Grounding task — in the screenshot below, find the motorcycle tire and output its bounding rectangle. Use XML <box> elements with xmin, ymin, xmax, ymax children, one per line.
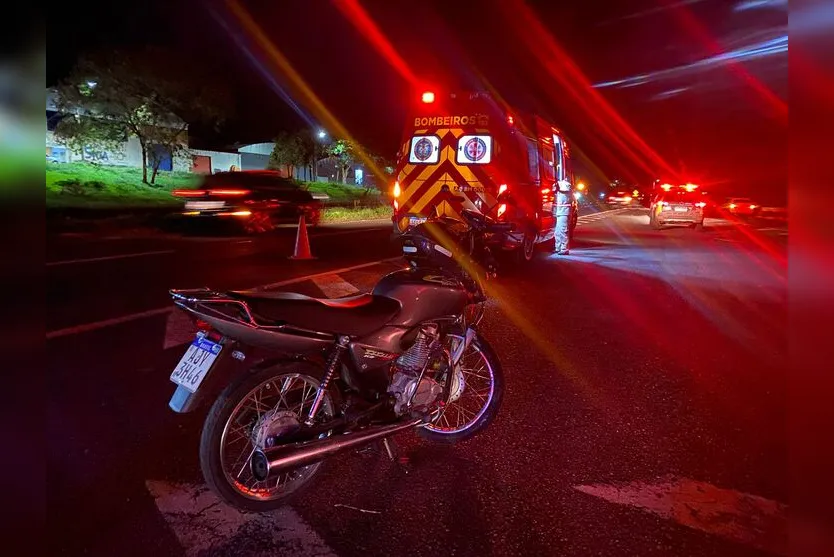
<box><xmin>199</xmin><ymin>361</ymin><xmax>333</xmax><ymax>512</ymax></box>
<box><xmin>419</xmin><ymin>334</ymin><xmax>504</xmax><ymax>444</ymax></box>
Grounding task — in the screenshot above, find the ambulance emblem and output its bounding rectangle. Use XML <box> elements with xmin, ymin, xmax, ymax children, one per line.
<box><xmin>464</xmin><ymin>137</ymin><xmax>487</xmax><ymax>162</ymax></box>
<box><xmin>413</xmin><ymin>137</ymin><xmax>433</xmax><ymax>162</ymax></box>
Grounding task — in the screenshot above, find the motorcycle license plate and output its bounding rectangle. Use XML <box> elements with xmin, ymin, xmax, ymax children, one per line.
<box><xmin>170</xmin><ymin>336</ymin><xmax>222</xmax><ymax>393</ymax></box>
<box><xmin>409</xmin><ymin>216</ymin><xmax>427</xmax><ymax>227</ymax></box>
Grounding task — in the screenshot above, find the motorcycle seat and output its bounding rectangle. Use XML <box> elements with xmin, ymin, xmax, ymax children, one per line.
<box><xmin>227</xmin><ymin>290</ymin><xmax>401</xmax><ymax>337</ymax></box>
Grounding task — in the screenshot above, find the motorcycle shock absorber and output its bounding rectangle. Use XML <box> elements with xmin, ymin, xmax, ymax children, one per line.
<box><xmin>305</xmin><ymin>336</ymin><xmax>350</xmax><ymax>426</ymax></box>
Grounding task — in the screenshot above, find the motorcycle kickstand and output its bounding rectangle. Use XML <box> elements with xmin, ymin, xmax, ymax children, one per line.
<box><xmin>382</xmin><ymin>437</ymin><xmax>411</xmax><ymax>467</ymax></box>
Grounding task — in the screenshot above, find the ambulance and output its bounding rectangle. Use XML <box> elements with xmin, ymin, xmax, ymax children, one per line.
<box><xmin>391</xmin><ymin>90</ymin><xmax>577</xmax><ymax>261</ymax></box>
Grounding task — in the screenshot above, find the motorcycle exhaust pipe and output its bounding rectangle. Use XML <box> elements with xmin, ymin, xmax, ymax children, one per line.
<box><xmin>250</xmin><ymin>416</ymin><xmax>427</xmax><ymax>481</ymax></box>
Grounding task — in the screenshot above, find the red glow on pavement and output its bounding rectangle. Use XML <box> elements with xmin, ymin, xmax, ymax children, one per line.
<box><xmin>333</xmin><ymin>0</ymin><xmax>419</xmax><ymax>86</ymax></box>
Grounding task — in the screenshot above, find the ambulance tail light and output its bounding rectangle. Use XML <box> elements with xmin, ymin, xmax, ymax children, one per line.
<box><xmin>392</xmin><ymin>181</ymin><xmax>401</xmax><ymax>198</ymax></box>
<box><xmin>421</xmin><ymin>91</ymin><xmax>435</xmax><ymax>104</ymax></box>
<box><xmin>497</xmin><ymin>203</ymin><xmax>507</xmax><ymax>218</ymax></box>
<box><xmin>498</xmin><ymin>184</ymin><xmax>509</xmax><ymax>196</ymax></box>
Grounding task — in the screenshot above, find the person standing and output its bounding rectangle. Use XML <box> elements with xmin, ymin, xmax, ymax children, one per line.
<box><xmin>554</xmin><ymin>179</ymin><xmax>573</xmax><ymax>255</ymax></box>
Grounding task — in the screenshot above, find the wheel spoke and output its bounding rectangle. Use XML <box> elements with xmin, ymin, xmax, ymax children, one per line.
<box><xmin>221</xmin><ymin>373</ymin><xmax>333</xmax><ymax>501</ymax></box>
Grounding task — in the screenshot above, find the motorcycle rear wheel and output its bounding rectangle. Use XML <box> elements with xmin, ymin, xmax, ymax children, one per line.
<box><xmin>419</xmin><ymin>334</ymin><xmax>504</xmax><ymax>444</ymax></box>
<box><xmin>199</xmin><ymin>362</ymin><xmax>334</xmax><ymax>511</ymax></box>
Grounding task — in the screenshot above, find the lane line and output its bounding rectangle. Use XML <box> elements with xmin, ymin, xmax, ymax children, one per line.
<box><xmin>575</xmin><ymin>476</ymin><xmax>787</xmax><ymax>555</ymax></box>
<box><xmin>46</xmin><ymin>256</ymin><xmax>404</xmax><ymax>340</ymax></box>
<box><xmin>311</xmin><ymin>273</ymin><xmax>361</xmax><ymax>298</ymax></box>
<box><xmin>146</xmin><ymin>480</ymin><xmax>336</xmax><ymax>557</ymax></box>
<box><xmin>256</xmin><ymin>257</ymin><xmax>403</xmax><ymax>291</ymax></box>
<box><xmin>47</xmin><ymin>249</ymin><xmax>176</xmax><ymax>267</ymax></box>
<box><xmin>46</xmin><ymin>307</ymin><xmax>173</xmax><ymax>340</ymax></box>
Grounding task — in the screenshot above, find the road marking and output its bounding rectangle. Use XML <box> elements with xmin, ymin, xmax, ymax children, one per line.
<box><xmin>312</xmin><ymin>273</ymin><xmax>360</xmax><ymax>298</ymax></box>
<box><xmin>46</xmin><ymin>249</ymin><xmax>176</xmax><ymax>267</ymax></box>
<box><xmin>574</xmin><ymin>476</ymin><xmax>788</xmax><ymax>555</ymax></box>
<box><xmin>46</xmin><ymin>257</ymin><xmax>404</xmax><ymax>340</ymax></box>
<box><xmin>146</xmin><ymin>480</ymin><xmax>336</xmax><ymax>557</ymax></box>
<box><xmin>257</xmin><ymin>257</ymin><xmax>403</xmax><ymax>291</ymax></box>
<box><xmin>46</xmin><ymin>307</ymin><xmax>173</xmax><ymax>340</ymax></box>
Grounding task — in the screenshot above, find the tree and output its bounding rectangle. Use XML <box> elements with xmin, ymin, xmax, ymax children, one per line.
<box><xmin>54</xmin><ymin>114</ymin><xmax>123</xmax><ymax>163</ymax></box>
<box><xmin>269</xmin><ymin>131</ymin><xmax>302</xmax><ymax>177</ymax></box>
<box><xmin>327</xmin><ymin>139</ymin><xmax>359</xmax><ymax>184</ymax></box>
<box><xmin>54</xmin><ymin>48</ymin><xmax>231</xmax><ymax>185</ymax></box>
<box><xmin>268</xmin><ymin>130</ymin><xmax>317</xmax><ymax>180</ymax></box>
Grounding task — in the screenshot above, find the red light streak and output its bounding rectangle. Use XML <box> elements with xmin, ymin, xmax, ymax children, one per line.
<box><xmin>332</xmin><ymin>0</ymin><xmax>418</xmax><ymax>85</ymax></box>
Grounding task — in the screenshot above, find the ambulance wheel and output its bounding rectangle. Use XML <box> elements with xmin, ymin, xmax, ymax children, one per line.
<box><xmin>517</xmin><ymin>233</ymin><xmax>535</xmax><ymax>262</ymax></box>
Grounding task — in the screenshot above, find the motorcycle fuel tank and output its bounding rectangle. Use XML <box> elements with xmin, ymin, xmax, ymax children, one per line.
<box><xmin>372</xmin><ymin>268</ymin><xmax>469</xmax><ymax>328</ymax></box>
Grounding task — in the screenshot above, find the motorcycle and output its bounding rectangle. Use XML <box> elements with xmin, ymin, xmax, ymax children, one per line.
<box><xmin>166</xmin><ymin>209</ymin><xmax>510</xmax><ymax>511</ymax></box>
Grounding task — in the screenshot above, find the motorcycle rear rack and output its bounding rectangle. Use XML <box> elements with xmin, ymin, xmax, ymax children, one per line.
<box><xmin>170</xmin><ymin>288</ymin><xmax>259</xmax><ymax>326</ymax></box>
<box><xmin>169</xmin><ymin>288</ymin><xmax>335</xmax><ymax>342</ymax></box>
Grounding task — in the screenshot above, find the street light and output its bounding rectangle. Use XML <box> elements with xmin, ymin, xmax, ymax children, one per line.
<box><xmin>318</xmin><ymin>130</ymin><xmax>327</xmax><ymax>139</ymax></box>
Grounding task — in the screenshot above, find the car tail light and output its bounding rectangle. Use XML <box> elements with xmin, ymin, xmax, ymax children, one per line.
<box><xmin>173</xmin><ymin>189</ymin><xmax>207</xmax><ymax>197</ymax></box>
<box><xmin>209</xmin><ymin>189</ymin><xmax>251</xmax><ymax>197</ymax></box>
<box><xmin>729</xmin><ymin>203</ymin><xmax>737</xmax><ymax>209</ymax></box>
<box><xmin>497</xmin><ymin>203</ymin><xmax>507</xmax><ymax>218</ymax></box>
<box><xmin>749</xmin><ymin>204</ymin><xmax>757</xmax><ymax>209</ymax></box>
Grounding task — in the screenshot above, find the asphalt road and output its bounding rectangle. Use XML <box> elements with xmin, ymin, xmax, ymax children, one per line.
<box><xmin>47</xmin><ymin>208</ymin><xmax>788</xmax><ymax>556</ymax></box>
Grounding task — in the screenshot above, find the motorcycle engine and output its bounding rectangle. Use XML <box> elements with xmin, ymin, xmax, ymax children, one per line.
<box><xmin>388</xmin><ymin>324</ymin><xmax>444</xmax><ymax>416</ymax></box>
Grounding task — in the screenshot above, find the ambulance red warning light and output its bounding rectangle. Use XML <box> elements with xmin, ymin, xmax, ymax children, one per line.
<box><xmin>421</xmin><ymin>91</ymin><xmax>435</xmax><ymax>103</ymax></box>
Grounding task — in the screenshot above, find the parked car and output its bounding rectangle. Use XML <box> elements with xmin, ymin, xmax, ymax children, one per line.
<box><xmin>173</xmin><ymin>171</ymin><xmax>323</xmax><ymax>234</ymax></box>
<box><xmin>650</xmin><ymin>188</ymin><xmax>706</xmax><ymax>229</ymax></box>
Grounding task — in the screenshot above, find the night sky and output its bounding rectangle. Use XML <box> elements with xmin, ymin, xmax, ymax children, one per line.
<box><xmin>46</xmin><ymin>0</ymin><xmax>787</xmax><ymax>202</ymax></box>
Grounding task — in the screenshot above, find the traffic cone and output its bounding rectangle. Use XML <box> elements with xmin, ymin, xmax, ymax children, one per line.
<box><xmin>290</xmin><ymin>215</ymin><xmax>316</xmax><ymax>260</ymax></box>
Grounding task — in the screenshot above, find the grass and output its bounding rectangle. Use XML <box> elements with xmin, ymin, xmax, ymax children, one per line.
<box><xmin>45</xmin><ymin>163</ymin><xmax>383</xmax><ymax>209</ymax></box>
<box><xmin>300</xmin><ymin>181</ymin><xmax>382</xmax><ymax>204</ymax></box>
<box><xmin>46</xmin><ymin>162</ymin><xmax>199</xmax><ymax>208</ymax></box>
<box><xmin>320</xmin><ymin>205</ymin><xmax>392</xmax><ymax>222</ymax></box>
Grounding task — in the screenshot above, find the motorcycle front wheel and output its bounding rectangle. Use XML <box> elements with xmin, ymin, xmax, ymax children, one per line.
<box><xmin>199</xmin><ymin>361</ymin><xmax>334</xmax><ymax>512</ymax></box>
<box><xmin>419</xmin><ymin>334</ymin><xmax>504</xmax><ymax>444</ymax></box>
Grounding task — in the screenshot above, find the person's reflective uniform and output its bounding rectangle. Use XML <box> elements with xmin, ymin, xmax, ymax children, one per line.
<box><xmin>554</xmin><ymin>182</ymin><xmax>572</xmax><ymax>254</ymax></box>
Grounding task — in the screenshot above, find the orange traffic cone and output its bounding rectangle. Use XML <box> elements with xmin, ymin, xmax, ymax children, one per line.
<box><xmin>290</xmin><ymin>215</ymin><xmax>316</xmax><ymax>260</ymax></box>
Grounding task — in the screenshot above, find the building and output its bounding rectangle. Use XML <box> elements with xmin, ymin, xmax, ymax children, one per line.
<box><xmin>45</xmin><ymin>89</ymin><xmax>192</xmax><ymax>172</ymax></box>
